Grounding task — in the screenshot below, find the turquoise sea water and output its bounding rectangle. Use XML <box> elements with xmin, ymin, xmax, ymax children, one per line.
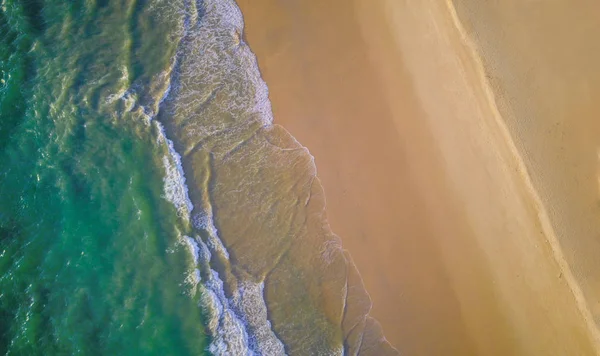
<box><xmin>0</xmin><ymin>1</ymin><xmax>208</xmax><ymax>354</ymax></box>
<box><xmin>0</xmin><ymin>0</ymin><xmax>397</xmax><ymax>354</ymax></box>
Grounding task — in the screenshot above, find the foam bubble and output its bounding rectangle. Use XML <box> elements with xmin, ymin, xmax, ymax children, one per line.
<box><xmin>195</xmin><ymin>237</ymin><xmax>285</xmax><ymax>355</ymax></box>
<box><xmin>183</xmin><ymin>235</ymin><xmax>200</xmax><ymax>265</ymax></box>
<box><xmin>155</xmin><ymin>121</ymin><xmax>194</xmax><ymax>219</ymax></box>
<box><xmin>150</xmin><ymin>0</ymin><xmax>322</xmax><ymax>353</ymax></box>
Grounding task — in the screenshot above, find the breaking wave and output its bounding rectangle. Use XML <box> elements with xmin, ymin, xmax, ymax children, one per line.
<box><xmin>147</xmin><ymin>0</ymin><xmax>399</xmax><ymax>354</ymax></box>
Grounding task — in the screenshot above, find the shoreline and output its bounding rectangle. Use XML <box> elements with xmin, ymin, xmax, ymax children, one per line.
<box><xmin>237</xmin><ymin>0</ymin><xmax>600</xmax><ymax>354</ymax></box>
<box><xmin>158</xmin><ymin>0</ymin><xmax>399</xmax><ymax>353</ymax></box>
<box><xmin>236</xmin><ymin>0</ymin><xmax>483</xmax><ymax>353</ymax></box>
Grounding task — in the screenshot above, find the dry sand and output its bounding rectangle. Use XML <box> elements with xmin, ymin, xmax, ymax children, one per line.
<box><xmin>236</xmin><ymin>0</ymin><xmax>600</xmax><ymax>354</ymax></box>
<box><xmin>451</xmin><ymin>0</ymin><xmax>600</xmax><ymax>339</ymax></box>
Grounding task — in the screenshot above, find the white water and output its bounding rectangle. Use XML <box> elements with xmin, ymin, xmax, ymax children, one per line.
<box><xmin>153</xmin><ymin>0</ymin><xmax>289</xmax><ymax>353</ymax></box>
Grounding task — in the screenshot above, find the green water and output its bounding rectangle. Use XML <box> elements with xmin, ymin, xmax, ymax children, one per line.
<box><xmin>0</xmin><ymin>1</ymin><xmax>208</xmax><ymax>354</ymax></box>
<box><xmin>0</xmin><ymin>0</ymin><xmax>400</xmax><ymax>354</ymax></box>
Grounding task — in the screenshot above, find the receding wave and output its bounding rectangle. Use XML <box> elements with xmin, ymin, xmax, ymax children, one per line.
<box><xmin>150</xmin><ymin>0</ymin><xmax>399</xmax><ymax>354</ymax></box>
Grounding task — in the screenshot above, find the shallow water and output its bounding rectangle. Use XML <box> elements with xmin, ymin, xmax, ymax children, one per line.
<box><xmin>0</xmin><ymin>0</ymin><xmax>396</xmax><ymax>354</ymax></box>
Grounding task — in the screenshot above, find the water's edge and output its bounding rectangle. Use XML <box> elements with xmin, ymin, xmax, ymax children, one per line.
<box><xmin>153</xmin><ymin>0</ymin><xmax>399</xmax><ymax>354</ymax></box>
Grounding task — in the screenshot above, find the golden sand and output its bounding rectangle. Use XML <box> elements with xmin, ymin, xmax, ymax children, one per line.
<box><xmin>237</xmin><ymin>0</ymin><xmax>600</xmax><ymax>354</ymax></box>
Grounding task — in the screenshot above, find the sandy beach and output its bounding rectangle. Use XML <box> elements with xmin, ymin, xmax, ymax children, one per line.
<box><xmin>237</xmin><ymin>0</ymin><xmax>600</xmax><ymax>354</ymax></box>
<box><xmin>452</xmin><ymin>0</ymin><xmax>600</xmax><ymax>337</ymax></box>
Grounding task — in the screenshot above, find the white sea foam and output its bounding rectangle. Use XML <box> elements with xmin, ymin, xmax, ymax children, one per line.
<box><xmin>105</xmin><ymin>66</ymin><xmax>131</xmax><ymax>104</ymax></box>
<box><xmin>189</xmin><ymin>192</ymin><xmax>284</xmax><ymax>354</ymax></box>
<box><xmin>194</xmin><ymin>237</ymin><xmax>286</xmax><ymax>356</ymax></box>
<box><xmin>200</xmin><ymin>267</ymin><xmax>250</xmax><ymax>355</ymax></box>
<box><xmin>168</xmin><ymin>0</ymin><xmax>274</xmax><ymax>133</ymax></box>
<box><xmin>151</xmin><ymin>0</ymin><xmax>293</xmax><ymax>353</ymax></box>
<box><xmin>192</xmin><ymin>211</ymin><xmax>230</xmax><ymax>260</ymax></box>
<box><xmin>155</xmin><ymin>121</ymin><xmax>194</xmax><ymax>219</ymax></box>
<box><xmin>183</xmin><ymin>235</ymin><xmax>200</xmax><ymax>264</ymax></box>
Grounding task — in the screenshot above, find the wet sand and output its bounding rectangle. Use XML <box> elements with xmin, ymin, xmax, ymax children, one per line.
<box><xmin>237</xmin><ymin>0</ymin><xmax>600</xmax><ymax>354</ymax></box>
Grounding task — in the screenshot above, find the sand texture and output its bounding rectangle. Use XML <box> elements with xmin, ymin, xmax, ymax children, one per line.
<box><xmin>236</xmin><ymin>0</ymin><xmax>600</xmax><ymax>354</ymax></box>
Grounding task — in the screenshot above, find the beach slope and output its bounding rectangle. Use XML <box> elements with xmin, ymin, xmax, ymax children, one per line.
<box><xmin>237</xmin><ymin>0</ymin><xmax>600</xmax><ymax>354</ymax></box>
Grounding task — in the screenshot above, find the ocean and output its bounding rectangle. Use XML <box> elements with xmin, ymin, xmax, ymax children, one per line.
<box><xmin>0</xmin><ymin>0</ymin><xmax>396</xmax><ymax>354</ymax></box>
